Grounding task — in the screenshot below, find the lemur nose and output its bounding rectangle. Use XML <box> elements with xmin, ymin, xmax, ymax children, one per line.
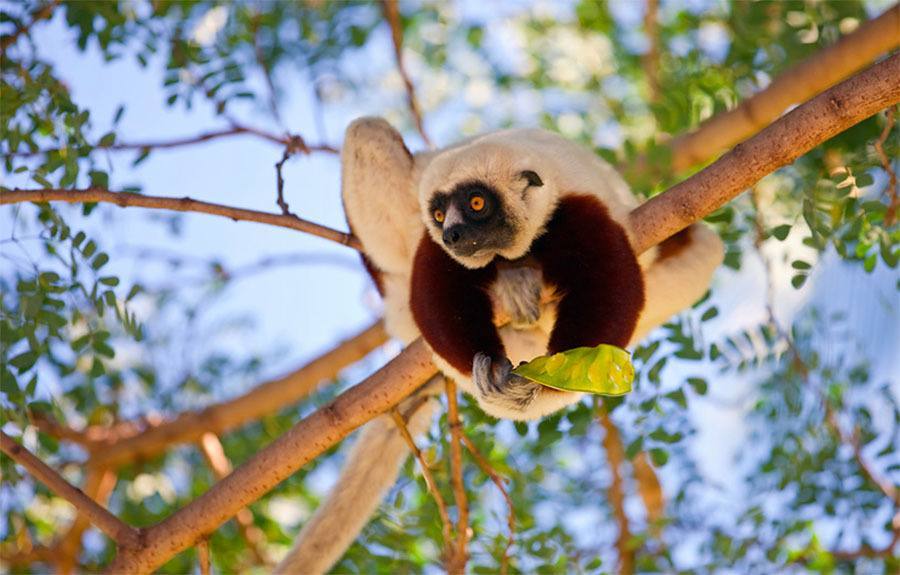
<box><xmin>442</xmin><ymin>225</ymin><xmax>464</xmax><ymax>246</ymax></box>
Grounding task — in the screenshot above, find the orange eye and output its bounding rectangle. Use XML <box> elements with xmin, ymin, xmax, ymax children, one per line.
<box><xmin>470</xmin><ymin>195</ymin><xmax>485</xmax><ymax>211</ymax></box>
<box><xmin>434</xmin><ymin>209</ymin><xmax>445</xmax><ymax>223</ymax></box>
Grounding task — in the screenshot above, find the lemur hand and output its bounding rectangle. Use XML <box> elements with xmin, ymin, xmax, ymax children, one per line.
<box><xmin>473</xmin><ymin>353</ymin><xmax>541</xmax><ymax>412</ymax></box>
<box><xmin>492</xmin><ymin>266</ymin><xmax>542</xmax><ymax>327</ymax></box>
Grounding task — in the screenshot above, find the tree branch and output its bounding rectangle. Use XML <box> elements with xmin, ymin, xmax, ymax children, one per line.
<box><xmin>103</xmin><ymin>54</ymin><xmax>900</xmax><ymax>574</ymax></box>
<box><xmin>873</xmin><ymin>107</ymin><xmax>897</xmax><ymax>225</ymax></box>
<box><xmin>55</xmin><ymin>467</ymin><xmax>118</xmax><ymax>574</ymax></box>
<box><xmin>460</xmin><ymin>434</ymin><xmax>515</xmax><ymax>575</ymax></box>
<box><xmin>88</xmin><ymin>321</ymin><xmax>385</xmax><ymax>468</ymax></box>
<box><xmin>198</xmin><ymin>433</ymin><xmax>270</xmax><ymax>566</ymax></box>
<box><xmin>0</xmin><ymin>187</ymin><xmax>362</xmax><ymax>250</ymax></box>
<box><xmin>598</xmin><ymin>409</ymin><xmax>635</xmax><ymax>575</ymax></box>
<box><xmin>629</xmin><ymin>52</ymin><xmax>900</xmax><ymax>254</ymax></box>
<box><xmin>3</xmin><ymin>124</ymin><xmax>338</xmax><ymax>158</ymax></box>
<box><xmin>445</xmin><ymin>379</ymin><xmax>469</xmax><ymax>574</ymax></box>
<box><xmin>390</xmin><ymin>407</ymin><xmax>454</xmax><ymax>547</ymax></box>
<box><xmin>0</xmin><ymin>432</ymin><xmax>140</xmax><ymax>549</ymax></box>
<box><xmin>382</xmin><ymin>0</ymin><xmax>432</xmax><ymax>148</ymax></box>
<box><xmin>638</xmin><ymin>4</ymin><xmax>900</xmax><ymax>174</ymax></box>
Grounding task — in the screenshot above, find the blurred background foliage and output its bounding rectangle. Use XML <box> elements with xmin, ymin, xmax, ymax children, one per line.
<box><xmin>1</xmin><ymin>0</ymin><xmax>898</xmax><ymax>573</ymax></box>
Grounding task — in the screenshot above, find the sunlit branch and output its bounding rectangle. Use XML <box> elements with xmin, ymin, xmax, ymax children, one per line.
<box><xmin>633</xmin><ymin>4</ymin><xmax>900</xmax><ymax>175</ymax></box>
<box><xmin>0</xmin><ymin>432</ymin><xmax>140</xmax><ymax>548</ymax></box>
<box><xmin>0</xmin><ymin>187</ymin><xmax>361</xmax><ymax>250</ymax></box>
<box><xmin>630</xmin><ymin>53</ymin><xmax>900</xmax><ymax>254</ymax></box>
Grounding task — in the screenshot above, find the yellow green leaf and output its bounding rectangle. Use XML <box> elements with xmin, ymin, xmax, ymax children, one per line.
<box><xmin>512</xmin><ymin>344</ymin><xmax>634</xmax><ymax>395</ymax></box>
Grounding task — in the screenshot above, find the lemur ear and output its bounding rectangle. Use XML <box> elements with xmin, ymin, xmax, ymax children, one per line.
<box><xmin>520</xmin><ymin>170</ymin><xmax>544</xmax><ymax>187</ymax></box>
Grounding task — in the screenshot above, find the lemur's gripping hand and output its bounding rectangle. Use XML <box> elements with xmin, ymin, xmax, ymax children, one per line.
<box><xmin>493</xmin><ymin>266</ymin><xmax>543</xmax><ymax>327</ymax></box>
<box><xmin>473</xmin><ymin>353</ymin><xmax>541</xmax><ymax>412</ymax></box>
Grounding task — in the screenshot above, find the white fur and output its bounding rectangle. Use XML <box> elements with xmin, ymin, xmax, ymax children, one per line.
<box><xmin>277</xmin><ymin>118</ymin><xmax>725</xmax><ymax>572</ymax></box>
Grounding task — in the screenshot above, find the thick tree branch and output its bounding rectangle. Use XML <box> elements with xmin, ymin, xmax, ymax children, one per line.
<box><xmin>103</xmin><ymin>55</ymin><xmax>900</xmax><ymax>574</ymax></box>
<box><xmin>0</xmin><ymin>187</ymin><xmax>362</xmax><ymax>250</ymax></box>
<box><xmin>0</xmin><ymin>432</ymin><xmax>140</xmax><ymax>549</ymax></box>
<box><xmin>630</xmin><ymin>52</ymin><xmax>900</xmax><ymax>254</ymax></box>
<box><xmin>640</xmin><ymin>4</ymin><xmax>900</xmax><ymax>173</ymax></box>
<box><xmin>107</xmin><ymin>338</ymin><xmax>435</xmax><ymax>573</ymax></box>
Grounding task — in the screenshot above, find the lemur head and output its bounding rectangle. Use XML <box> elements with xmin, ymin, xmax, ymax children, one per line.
<box><xmin>419</xmin><ymin>137</ymin><xmax>561</xmax><ymax>269</ymax></box>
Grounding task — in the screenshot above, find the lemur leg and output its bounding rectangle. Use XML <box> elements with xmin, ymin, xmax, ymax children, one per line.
<box><xmin>275</xmin><ymin>381</ymin><xmax>442</xmax><ymax>575</ymax></box>
<box><xmin>341</xmin><ymin>117</ymin><xmax>422</xmax><ymax>275</ymax></box>
<box><xmin>631</xmin><ymin>224</ymin><xmax>724</xmax><ymax>343</ymax></box>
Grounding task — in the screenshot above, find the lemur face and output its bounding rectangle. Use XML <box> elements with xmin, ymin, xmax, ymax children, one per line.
<box><xmin>419</xmin><ymin>138</ymin><xmax>559</xmax><ymax>269</ymax></box>
<box><xmin>427</xmin><ymin>181</ymin><xmax>516</xmax><ymax>261</ymax></box>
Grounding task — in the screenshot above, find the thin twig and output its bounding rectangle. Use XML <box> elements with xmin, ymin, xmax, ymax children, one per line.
<box><xmin>389</xmin><ymin>408</ymin><xmax>454</xmax><ymax>546</ymax></box>
<box><xmin>873</xmin><ymin>107</ymin><xmax>897</xmax><ymax>225</ymax></box>
<box><xmin>642</xmin><ymin>0</ymin><xmax>661</xmax><ymax>103</ymax></box>
<box><xmin>3</xmin><ymin>124</ymin><xmax>338</xmax><ymax>158</ymax></box>
<box><xmin>0</xmin><ymin>432</ymin><xmax>141</xmax><ymax>548</ymax></box>
<box><xmin>0</xmin><ymin>0</ymin><xmax>61</xmax><ymax>52</ymax></box>
<box><xmin>274</xmin><ymin>136</ymin><xmax>312</xmax><ymax>216</ymax></box>
<box><xmin>0</xmin><ymin>187</ymin><xmax>361</xmax><ymax>250</ymax></box>
<box><xmin>381</xmin><ymin>0</ymin><xmax>432</xmax><ymax>148</ymax></box>
<box><xmin>597</xmin><ymin>408</ymin><xmax>636</xmax><ymax>575</ymax></box>
<box><xmin>198</xmin><ymin>433</ymin><xmax>270</xmax><ymax>566</ymax></box>
<box><xmin>460</xmin><ymin>434</ymin><xmax>515</xmax><ymax>575</ymax></box>
<box><xmin>445</xmin><ymin>379</ymin><xmax>469</xmax><ymax>574</ymax></box>
<box><xmin>197</xmin><ymin>538</ymin><xmax>211</xmax><ymax>575</ymax></box>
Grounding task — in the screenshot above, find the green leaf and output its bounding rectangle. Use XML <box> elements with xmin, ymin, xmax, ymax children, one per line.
<box><xmin>99</xmin><ymin>276</ymin><xmax>119</xmax><ymax>286</ymax></box>
<box><xmin>91</xmin><ymin>252</ymin><xmax>109</xmax><ymax>270</ymax></box>
<box><xmin>512</xmin><ymin>345</ymin><xmax>634</xmax><ymax>395</ymax></box>
<box><xmin>10</xmin><ymin>351</ymin><xmax>39</xmax><ymax>373</ymax></box>
<box><xmin>649</xmin><ymin>448</ymin><xmax>669</xmax><ymax>466</ymax></box>
<box><xmin>771</xmin><ymin>224</ymin><xmax>791</xmax><ymax>241</ymax></box>
<box><xmin>687</xmin><ymin>377</ymin><xmax>708</xmax><ymax>395</ymax></box>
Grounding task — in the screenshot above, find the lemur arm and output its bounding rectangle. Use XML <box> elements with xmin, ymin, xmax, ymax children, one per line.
<box><xmin>410</xmin><ymin>234</ymin><xmax>504</xmax><ymax>374</ymax></box>
<box><xmin>532</xmin><ymin>194</ymin><xmax>646</xmax><ymax>352</ymax></box>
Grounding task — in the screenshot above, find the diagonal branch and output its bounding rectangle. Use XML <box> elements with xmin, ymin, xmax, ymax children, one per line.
<box><xmin>0</xmin><ymin>187</ymin><xmax>361</xmax><ymax>250</ymax></box>
<box><xmin>633</xmin><ymin>4</ymin><xmax>900</xmax><ymax>174</ymax></box>
<box><xmin>629</xmin><ymin>52</ymin><xmax>900</xmax><ymax>254</ymax></box>
<box><xmin>0</xmin><ymin>432</ymin><xmax>141</xmax><ymax>548</ymax></box>
<box><xmin>87</xmin><ymin>321</ymin><xmax>385</xmax><ymax>468</ymax></box>
<box><xmin>104</xmin><ymin>54</ymin><xmax>900</xmax><ymax>574</ymax></box>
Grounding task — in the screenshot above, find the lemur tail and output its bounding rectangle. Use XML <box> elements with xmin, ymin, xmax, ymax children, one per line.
<box><xmin>274</xmin><ymin>390</ymin><xmax>440</xmax><ymax>575</ymax></box>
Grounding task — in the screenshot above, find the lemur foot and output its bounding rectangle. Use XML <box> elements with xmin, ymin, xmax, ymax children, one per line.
<box><xmin>492</xmin><ymin>266</ymin><xmax>542</xmax><ymax>327</ymax></box>
<box><xmin>473</xmin><ymin>353</ymin><xmax>541</xmax><ymax>412</ymax></box>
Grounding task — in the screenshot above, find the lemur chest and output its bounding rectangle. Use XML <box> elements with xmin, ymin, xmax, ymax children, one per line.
<box><xmin>489</xmin><ymin>259</ymin><xmax>555</xmax><ymax>329</ymax></box>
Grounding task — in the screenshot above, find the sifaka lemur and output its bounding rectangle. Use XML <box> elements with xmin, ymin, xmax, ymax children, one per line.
<box><xmin>275</xmin><ymin>118</ymin><xmax>723</xmax><ymax>574</ymax></box>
